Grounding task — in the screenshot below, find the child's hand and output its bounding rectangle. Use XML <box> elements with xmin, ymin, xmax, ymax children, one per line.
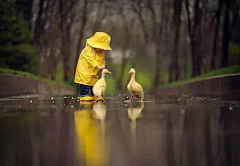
<box><xmin>97</xmin><ymin>65</ymin><xmax>105</xmax><ymax>70</ymax></box>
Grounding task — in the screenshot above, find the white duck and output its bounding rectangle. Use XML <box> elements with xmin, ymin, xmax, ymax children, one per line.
<box><xmin>127</xmin><ymin>68</ymin><xmax>144</xmax><ymax>103</ymax></box>
<box><xmin>93</xmin><ymin>69</ymin><xmax>112</xmax><ymax>102</ymax></box>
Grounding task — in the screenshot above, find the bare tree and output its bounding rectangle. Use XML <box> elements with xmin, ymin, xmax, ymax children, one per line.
<box><xmin>185</xmin><ymin>0</ymin><xmax>203</xmax><ymax>77</ymax></box>
<box><xmin>221</xmin><ymin>0</ymin><xmax>230</xmax><ymax>67</ymax></box>
<box><xmin>116</xmin><ymin>1</ymin><xmax>132</xmax><ymax>91</ymax></box>
<box><xmin>75</xmin><ymin>0</ymin><xmax>90</xmax><ymax>66</ymax></box>
<box><xmin>58</xmin><ymin>0</ymin><xmax>78</xmax><ymax>81</ymax></box>
<box><xmin>211</xmin><ymin>0</ymin><xmax>223</xmax><ymax>70</ymax></box>
<box><xmin>169</xmin><ymin>0</ymin><xmax>182</xmax><ymax>82</ymax></box>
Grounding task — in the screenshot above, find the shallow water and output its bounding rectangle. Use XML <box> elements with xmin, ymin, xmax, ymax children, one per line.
<box><xmin>0</xmin><ymin>95</ymin><xmax>240</xmax><ymax>166</ymax></box>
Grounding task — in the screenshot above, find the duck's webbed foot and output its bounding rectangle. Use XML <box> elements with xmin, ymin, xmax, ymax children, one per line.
<box><xmin>124</xmin><ymin>100</ymin><xmax>131</xmax><ymax>103</ymax></box>
<box><xmin>124</xmin><ymin>95</ymin><xmax>133</xmax><ymax>103</ymax></box>
<box><xmin>95</xmin><ymin>96</ymin><xmax>104</xmax><ymax>102</ymax></box>
<box><xmin>137</xmin><ymin>96</ymin><xmax>144</xmax><ymax>103</ymax></box>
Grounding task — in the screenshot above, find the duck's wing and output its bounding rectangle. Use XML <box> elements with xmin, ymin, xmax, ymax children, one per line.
<box><xmin>102</xmin><ymin>84</ymin><xmax>107</xmax><ymax>96</ymax></box>
<box><xmin>93</xmin><ymin>86</ymin><xmax>102</xmax><ymax>96</ymax></box>
<box><xmin>93</xmin><ymin>82</ymin><xmax>104</xmax><ymax>96</ymax></box>
<box><xmin>127</xmin><ymin>82</ymin><xmax>132</xmax><ymax>91</ymax></box>
<box><xmin>133</xmin><ymin>82</ymin><xmax>144</xmax><ymax>98</ymax></box>
<box><xmin>134</xmin><ymin>82</ymin><xmax>143</xmax><ymax>92</ymax></box>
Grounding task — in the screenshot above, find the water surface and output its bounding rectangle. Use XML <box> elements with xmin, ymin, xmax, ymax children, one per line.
<box><xmin>0</xmin><ymin>95</ymin><xmax>240</xmax><ymax>166</ymax></box>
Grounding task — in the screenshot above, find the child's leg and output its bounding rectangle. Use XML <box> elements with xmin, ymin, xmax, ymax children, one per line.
<box><xmin>79</xmin><ymin>84</ymin><xmax>94</xmax><ymax>101</ymax></box>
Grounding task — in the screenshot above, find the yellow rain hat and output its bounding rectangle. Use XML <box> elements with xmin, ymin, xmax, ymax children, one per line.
<box><xmin>87</xmin><ymin>32</ymin><xmax>112</xmax><ymax>50</ymax></box>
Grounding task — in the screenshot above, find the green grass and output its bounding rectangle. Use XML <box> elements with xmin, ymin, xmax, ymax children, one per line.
<box><xmin>0</xmin><ymin>68</ymin><xmax>73</xmax><ymax>87</ymax></box>
<box><xmin>161</xmin><ymin>65</ymin><xmax>240</xmax><ymax>88</ymax></box>
<box><xmin>55</xmin><ymin>62</ymin><xmax>64</xmax><ymax>82</ymax></box>
<box><xmin>105</xmin><ymin>76</ymin><xmax>117</xmax><ymax>95</ymax></box>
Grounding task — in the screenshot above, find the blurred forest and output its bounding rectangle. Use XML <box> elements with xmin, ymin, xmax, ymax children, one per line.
<box><xmin>0</xmin><ymin>0</ymin><xmax>240</xmax><ymax>92</ymax></box>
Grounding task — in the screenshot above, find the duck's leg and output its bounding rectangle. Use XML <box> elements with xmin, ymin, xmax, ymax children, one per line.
<box><xmin>130</xmin><ymin>95</ymin><xmax>133</xmax><ymax>103</ymax></box>
<box><xmin>93</xmin><ymin>96</ymin><xmax>98</xmax><ymax>103</ymax></box>
<box><xmin>140</xmin><ymin>96</ymin><xmax>144</xmax><ymax>103</ymax></box>
<box><xmin>124</xmin><ymin>94</ymin><xmax>133</xmax><ymax>103</ymax></box>
<box><xmin>102</xmin><ymin>94</ymin><xmax>105</xmax><ymax>102</ymax></box>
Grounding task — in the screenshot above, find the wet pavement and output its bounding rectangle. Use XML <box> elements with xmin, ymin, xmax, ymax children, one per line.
<box><xmin>0</xmin><ymin>95</ymin><xmax>240</xmax><ymax>166</ymax></box>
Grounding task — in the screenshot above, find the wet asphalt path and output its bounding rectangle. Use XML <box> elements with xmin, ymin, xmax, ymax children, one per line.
<box><xmin>0</xmin><ymin>94</ymin><xmax>240</xmax><ymax>166</ymax></box>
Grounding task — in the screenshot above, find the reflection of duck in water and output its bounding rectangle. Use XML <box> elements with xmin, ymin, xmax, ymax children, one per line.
<box><xmin>93</xmin><ymin>103</ymin><xmax>107</xmax><ymax>121</ymax></box>
<box><xmin>74</xmin><ymin>103</ymin><xmax>108</xmax><ymax>166</ymax></box>
<box><xmin>128</xmin><ymin>103</ymin><xmax>144</xmax><ymax>141</ymax></box>
<box><xmin>93</xmin><ymin>103</ymin><xmax>108</xmax><ymax>161</ymax></box>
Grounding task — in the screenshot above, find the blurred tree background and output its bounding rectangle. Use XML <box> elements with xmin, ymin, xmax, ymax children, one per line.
<box><xmin>0</xmin><ymin>0</ymin><xmax>240</xmax><ymax>93</ymax></box>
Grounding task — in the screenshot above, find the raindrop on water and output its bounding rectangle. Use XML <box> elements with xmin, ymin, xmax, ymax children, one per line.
<box><xmin>159</xmin><ymin>114</ymin><xmax>164</xmax><ymax>119</ymax></box>
<box><xmin>229</xmin><ymin>107</ymin><xmax>233</xmax><ymax>110</ymax></box>
<box><xmin>180</xmin><ymin>109</ymin><xmax>185</xmax><ymax>113</ymax></box>
<box><xmin>30</xmin><ymin>100</ymin><xmax>32</xmax><ymax>103</ymax></box>
<box><xmin>51</xmin><ymin>97</ymin><xmax>54</xmax><ymax>100</ymax></box>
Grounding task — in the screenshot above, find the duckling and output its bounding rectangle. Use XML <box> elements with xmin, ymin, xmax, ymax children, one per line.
<box><xmin>126</xmin><ymin>68</ymin><xmax>144</xmax><ymax>103</ymax></box>
<box><xmin>93</xmin><ymin>69</ymin><xmax>112</xmax><ymax>102</ymax></box>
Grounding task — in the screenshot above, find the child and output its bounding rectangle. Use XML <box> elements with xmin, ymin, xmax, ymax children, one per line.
<box><xmin>74</xmin><ymin>32</ymin><xmax>112</xmax><ymax>101</ymax></box>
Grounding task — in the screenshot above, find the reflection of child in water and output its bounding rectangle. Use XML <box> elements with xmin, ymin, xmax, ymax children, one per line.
<box><xmin>74</xmin><ymin>104</ymin><xmax>108</xmax><ymax>166</ymax></box>
<box><xmin>74</xmin><ymin>32</ymin><xmax>112</xmax><ymax>101</ymax></box>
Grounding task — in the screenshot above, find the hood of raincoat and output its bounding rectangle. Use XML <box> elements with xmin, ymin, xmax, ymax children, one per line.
<box><xmin>87</xmin><ymin>32</ymin><xmax>112</xmax><ymax>51</ymax></box>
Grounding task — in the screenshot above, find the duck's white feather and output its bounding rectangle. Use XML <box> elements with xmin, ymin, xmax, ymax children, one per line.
<box><xmin>93</xmin><ymin>79</ymin><xmax>107</xmax><ymax>97</ymax></box>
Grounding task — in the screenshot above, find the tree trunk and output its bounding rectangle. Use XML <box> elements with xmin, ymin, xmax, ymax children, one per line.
<box><xmin>221</xmin><ymin>0</ymin><xmax>230</xmax><ymax>67</ymax></box>
<box><xmin>169</xmin><ymin>0</ymin><xmax>182</xmax><ymax>82</ymax></box>
<box><xmin>59</xmin><ymin>0</ymin><xmax>76</xmax><ymax>81</ymax></box>
<box><xmin>61</xmin><ymin>29</ymin><xmax>72</xmax><ymax>82</ymax></box>
<box><xmin>190</xmin><ymin>41</ymin><xmax>201</xmax><ymax>77</ymax></box>
<box><xmin>117</xmin><ymin>13</ymin><xmax>130</xmax><ymax>91</ymax></box>
<box><xmin>34</xmin><ymin>0</ymin><xmax>44</xmax><ymax>43</ymax></box>
<box><xmin>185</xmin><ymin>0</ymin><xmax>202</xmax><ymax>77</ymax></box>
<box><xmin>75</xmin><ymin>0</ymin><xmax>88</xmax><ymax>68</ymax></box>
<box><xmin>211</xmin><ymin>0</ymin><xmax>223</xmax><ymax>70</ymax></box>
<box><xmin>117</xmin><ymin>56</ymin><xmax>128</xmax><ymax>91</ymax></box>
<box><xmin>154</xmin><ymin>46</ymin><xmax>161</xmax><ymax>88</ymax></box>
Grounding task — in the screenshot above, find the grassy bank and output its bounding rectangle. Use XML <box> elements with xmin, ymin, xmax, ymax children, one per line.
<box><xmin>161</xmin><ymin>65</ymin><xmax>240</xmax><ymax>88</ymax></box>
<box><xmin>0</xmin><ymin>68</ymin><xmax>73</xmax><ymax>87</ymax></box>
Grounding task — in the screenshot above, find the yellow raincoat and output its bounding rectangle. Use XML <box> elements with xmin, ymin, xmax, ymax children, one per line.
<box><xmin>74</xmin><ymin>45</ymin><xmax>105</xmax><ymax>86</ymax></box>
<box><xmin>74</xmin><ymin>32</ymin><xmax>112</xmax><ymax>86</ymax></box>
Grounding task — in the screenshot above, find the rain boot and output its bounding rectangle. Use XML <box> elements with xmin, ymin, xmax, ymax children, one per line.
<box><xmin>80</xmin><ymin>96</ymin><xmax>94</xmax><ymax>101</ymax></box>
